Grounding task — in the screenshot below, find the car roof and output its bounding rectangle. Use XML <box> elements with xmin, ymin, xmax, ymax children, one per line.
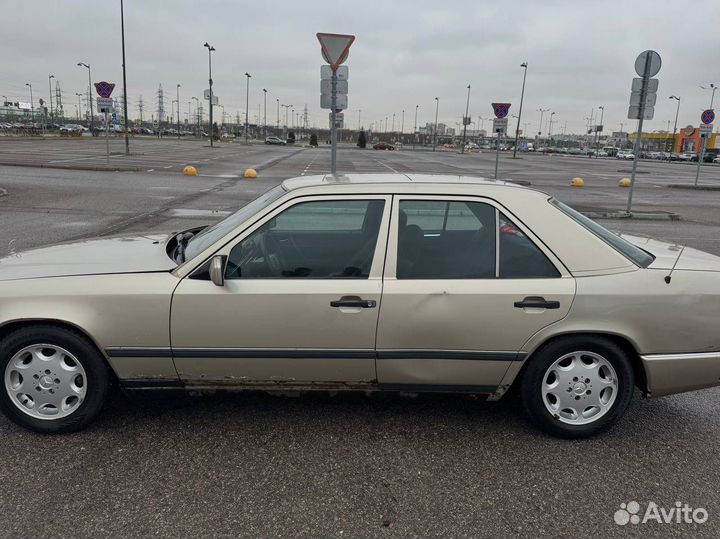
<box><xmin>282</xmin><ymin>173</ymin><xmax>547</xmax><ymax>198</ymax></box>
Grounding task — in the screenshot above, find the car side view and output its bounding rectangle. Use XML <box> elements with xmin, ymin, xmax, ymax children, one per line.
<box><xmin>1</xmin><ymin>174</ymin><xmax>720</xmax><ymax>437</ymax></box>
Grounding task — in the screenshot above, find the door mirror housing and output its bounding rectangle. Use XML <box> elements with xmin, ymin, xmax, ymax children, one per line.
<box><xmin>209</xmin><ymin>255</ymin><xmax>227</xmax><ymax>286</ymax></box>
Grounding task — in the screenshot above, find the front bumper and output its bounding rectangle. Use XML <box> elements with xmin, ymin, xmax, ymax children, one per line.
<box><xmin>641</xmin><ymin>352</ymin><xmax>720</xmax><ymax>397</ymax></box>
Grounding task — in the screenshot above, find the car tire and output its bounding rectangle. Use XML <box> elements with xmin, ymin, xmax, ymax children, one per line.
<box><xmin>520</xmin><ymin>336</ymin><xmax>634</xmax><ymax>439</ymax></box>
<box><xmin>0</xmin><ymin>325</ymin><xmax>111</xmax><ymax>434</ymax></box>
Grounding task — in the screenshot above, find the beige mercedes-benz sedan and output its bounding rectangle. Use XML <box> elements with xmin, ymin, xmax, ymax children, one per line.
<box><xmin>2</xmin><ymin>174</ymin><xmax>720</xmax><ymax>438</ymax></box>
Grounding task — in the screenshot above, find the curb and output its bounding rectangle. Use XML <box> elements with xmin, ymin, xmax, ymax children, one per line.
<box><xmin>581</xmin><ymin>210</ymin><xmax>680</xmax><ymax>221</ymax></box>
<box><xmin>667</xmin><ymin>184</ymin><xmax>720</xmax><ymax>191</ymax></box>
<box><xmin>0</xmin><ymin>161</ymin><xmax>141</xmax><ymax>172</ymax></box>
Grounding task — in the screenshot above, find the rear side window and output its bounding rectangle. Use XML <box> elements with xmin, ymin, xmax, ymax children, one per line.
<box><xmin>396</xmin><ymin>200</ymin><xmax>560</xmax><ymax>279</ymax></box>
<box><xmin>499</xmin><ymin>212</ymin><xmax>560</xmax><ymax>278</ymax></box>
<box><xmin>551</xmin><ymin>199</ymin><xmax>654</xmax><ymax>268</ymax></box>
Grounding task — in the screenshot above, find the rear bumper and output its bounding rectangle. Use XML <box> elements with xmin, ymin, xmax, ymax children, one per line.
<box><xmin>641</xmin><ymin>352</ymin><xmax>720</xmax><ymax>397</ymax></box>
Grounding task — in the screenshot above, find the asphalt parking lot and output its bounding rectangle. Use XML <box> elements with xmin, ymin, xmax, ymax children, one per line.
<box><xmin>1</xmin><ymin>139</ymin><xmax>720</xmax><ymax>539</ymax></box>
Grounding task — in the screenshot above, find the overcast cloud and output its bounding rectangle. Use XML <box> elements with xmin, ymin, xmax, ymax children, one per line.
<box><xmin>2</xmin><ymin>0</ymin><xmax>719</xmax><ymax>134</ymax></box>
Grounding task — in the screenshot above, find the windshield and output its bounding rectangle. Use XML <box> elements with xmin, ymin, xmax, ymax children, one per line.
<box><xmin>183</xmin><ymin>185</ymin><xmax>286</xmax><ymax>260</ymax></box>
<box><xmin>551</xmin><ymin>199</ymin><xmax>655</xmax><ymax>268</ymax></box>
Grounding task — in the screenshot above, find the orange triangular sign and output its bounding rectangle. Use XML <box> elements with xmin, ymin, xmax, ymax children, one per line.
<box><xmin>316</xmin><ymin>33</ymin><xmax>355</xmax><ymax>70</ymax></box>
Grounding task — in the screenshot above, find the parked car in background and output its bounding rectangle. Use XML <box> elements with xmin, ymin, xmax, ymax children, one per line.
<box><xmin>616</xmin><ymin>151</ymin><xmax>635</xmax><ymax>160</ymax></box>
<box><xmin>677</xmin><ymin>152</ymin><xmax>694</xmax><ymax>161</ymax></box>
<box><xmin>265</xmin><ymin>136</ymin><xmax>286</xmax><ymax>145</ymax></box>
<box><xmin>59</xmin><ymin>124</ymin><xmax>84</xmax><ymax>136</ymax></box>
<box><xmin>465</xmin><ymin>141</ymin><xmax>479</xmax><ymax>150</ymax></box>
<box><xmin>373</xmin><ymin>142</ymin><xmax>395</xmax><ymax>150</ymax></box>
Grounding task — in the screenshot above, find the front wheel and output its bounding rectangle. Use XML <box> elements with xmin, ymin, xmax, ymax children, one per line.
<box><xmin>521</xmin><ymin>336</ymin><xmax>634</xmax><ymax>438</ymax></box>
<box><xmin>0</xmin><ymin>326</ymin><xmax>111</xmax><ymax>433</ymax></box>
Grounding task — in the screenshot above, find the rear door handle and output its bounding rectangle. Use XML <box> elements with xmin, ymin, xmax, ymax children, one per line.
<box><xmin>330</xmin><ymin>296</ymin><xmax>377</xmax><ymax>308</ymax></box>
<box><xmin>513</xmin><ymin>296</ymin><xmax>560</xmax><ymax>309</ymax></box>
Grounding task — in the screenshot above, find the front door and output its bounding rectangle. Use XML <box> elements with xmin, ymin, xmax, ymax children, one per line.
<box><xmin>171</xmin><ymin>195</ymin><xmax>391</xmax><ymax>386</ymax></box>
<box><xmin>376</xmin><ymin>195</ymin><xmax>576</xmax><ymax>392</ymax></box>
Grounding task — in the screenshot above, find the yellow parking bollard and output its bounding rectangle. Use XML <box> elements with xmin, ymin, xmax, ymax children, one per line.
<box><xmin>183</xmin><ymin>165</ymin><xmax>198</xmax><ymax>176</ymax></box>
<box><xmin>244</xmin><ymin>168</ymin><xmax>258</xmax><ymax>179</ymax></box>
<box><xmin>571</xmin><ymin>177</ymin><xmax>585</xmax><ymax>187</ymax></box>
<box><xmin>618</xmin><ymin>178</ymin><xmax>631</xmax><ymax>187</ymax></box>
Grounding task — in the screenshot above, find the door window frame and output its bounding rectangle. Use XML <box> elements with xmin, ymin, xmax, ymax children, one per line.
<box><xmin>385</xmin><ymin>194</ymin><xmax>570</xmax><ymax>280</ymax></box>
<box><xmin>190</xmin><ymin>194</ymin><xmax>393</xmax><ymax>281</ymax></box>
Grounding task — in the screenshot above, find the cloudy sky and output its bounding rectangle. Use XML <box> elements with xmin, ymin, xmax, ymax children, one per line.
<box><xmin>2</xmin><ymin>0</ymin><xmax>718</xmax><ymax>134</ymax></box>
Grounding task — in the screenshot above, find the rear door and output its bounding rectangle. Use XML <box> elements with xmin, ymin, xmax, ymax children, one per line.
<box><xmin>376</xmin><ymin>195</ymin><xmax>576</xmax><ymax>392</ymax></box>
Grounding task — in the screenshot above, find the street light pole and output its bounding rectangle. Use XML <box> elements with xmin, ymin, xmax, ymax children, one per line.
<box><xmin>203</xmin><ymin>42</ymin><xmax>215</xmax><ymax>147</ymax></box>
<box><xmin>244</xmin><ymin>72</ymin><xmax>251</xmax><ymax>144</ymax></box>
<box><xmin>595</xmin><ymin>106</ymin><xmax>604</xmax><ymax>158</ymax></box>
<box><xmin>176</xmin><ymin>84</ymin><xmax>181</xmax><ymax>138</ymax></box>
<box><xmin>191</xmin><ymin>96</ymin><xmax>199</xmax><ymax>135</ymax></box>
<box><xmin>276</xmin><ymin>98</ymin><xmax>280</xmax><ymax>135</ymax></box>
<box><xmin>433</xmin><ymin>97</ymin><xmax>439</xmax><ymax>151</ymax></box>
<box><xmin>413</xmin><ymin>105</ymin><xmax>419</xmax><ymax>150</ymax></box>
<box><xmin>512</xmin><ymin>62</ymin><xmax>528</xmax><ymax>158</ymax></box>
<box><xmin>548</xmin><ymin>111</ymin><xmax>555</xmax><ymax>137</ymax></box>
<box><xmin>461</xmin><ymin>84</ymin><xmax>471</xmax><ymax>154</ymax></box>
<box><xmin>700</xmin><ymin>84</ymin><xmax>717</xmax><ymax>109</ymax></box>
<box><xmin>120</xmin><ymin>0</ymin><xmax>130</xmax><ymax>154</ymax></box>
<box><xmin>25</xmin><ymin>83</ymin><xmax>33</xmax><ymax>123</ymax></box>
<box><xmin>77</xmin><ymin>63</ymin><xmax>93</xmax><ymax>132</ymax></box>
<box><xmin>537</xmin><ymin>108</ymin><xmax>549</xmax><ymax>137</ymax></box>
<box><xmin>358</xmin><ymin>109</ymin><xmax>361</xmax><ymax>130</ymax></box>
<box><xmin>262</xmin><ymin>88</ymin><xmax>267</xmax><ymax>138</ymax></box>
<box><xmin>75</xmin><ymin>92</ymin><xmax>83</xmax><ymax>121</ymax></box>
<box><xmin>401</xmin><ymin>109</ymin><xmax>404</xmax><ymax>135</ymax></box>
<box><xmin>669</xmin><ymin>95</ymin><xmax>680</xmax><ymax>158</ymax></box>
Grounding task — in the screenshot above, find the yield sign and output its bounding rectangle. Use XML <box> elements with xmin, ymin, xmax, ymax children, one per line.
<box><xmin>316</xmin><ymin>33</ymin><xmax>355</xmax><ymax>70</ymax></box>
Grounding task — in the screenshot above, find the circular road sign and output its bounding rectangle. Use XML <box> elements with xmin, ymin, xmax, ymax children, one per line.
<box><xmin>634</xmin><ymin>50</ymin><xmax>662</xmax><ymax>78</ymax></box>
<box><xmin>701</xmin><ymin>109</ymin><xmax>715</xmax><ymax>125</ymax></box>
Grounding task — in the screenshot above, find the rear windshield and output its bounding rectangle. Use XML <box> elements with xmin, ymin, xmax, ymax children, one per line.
<box><xmin>550</xmin><ymin>199</ymin><xmax>655</xmax><ymax>268</ymax></box>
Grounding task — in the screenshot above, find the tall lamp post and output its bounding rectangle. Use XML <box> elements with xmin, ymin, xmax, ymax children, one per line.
<box><xmin>176</xmin><ymin>84</ymin><xmax>181</xmax><ymax>138</ymax></box>
<box><xmin>120</xmin><ymin>0</ymin><xmax>130</xmax><ymax>154</ymax></box>
<box><xmin>461</xmin><ymin>84</ymin><xmax>471</xmax><ymax>154</ymax></box>
<box><xmin>413</xmin><ymin>104</ymin><xmax>419</xmax><ymax>150</ymax></box>
<box><xmin>262</xmin><ymin>88</ymin><xmax>267</xmax><ymax>138</ymax></box>
<box><xmin>512</xmin><ymin>62</ymin><xmax>528</xmax><ymax>158</ymax></box>
<box><xmin>244</xmin><ymin>72</ymin><xmax>251</xmax><ymax>144</ymax></box>
<box><xmin>432</xmin><ymin>97</ymin><xmax>439</xmax><ymax>151</ymax></box>
<box><xmin>548</xmin><ymin>111</ymin><xmax>556</xmax><ymax>137</ymax></box>
<box><xmin>536</xmin><ymin>108</ymin><xmax>549</xmax><ymax>138</ymax></box>
<box><xmin>25</xmin><ymin>83</ymin><xmax>34</xmax><ymax>122</ymax></box>
<box><xmin>191</xmin><ymin>96</ymin><xmax>199</xmax><ymax>135</ymax></box>
<box><xmin>77</xmin><ymin>62</ymin><xmax>93</xmax><ymax>132</ymax></box>
<box><xmin>400</xmin><ymin>109</ymin><xmax>404</xmax><ymax>135</ymax></box>
<box><xmin>75</xmin><ymin>92</ymin><xmax>83</xmax><ymax>121</ymax></box>
<box><xmin>700</xmin><ymin>83</ymin><xmax>717</xmax><ymax>109</ymax></box>
<box><xmin>203</xmin><ymin>42</ymin><xmax>215</xmax><ymax>147</ymax></box>
<box><xmin>48</xmin><ymin>74</ymin><xmax>54</xmax><ymax>126</ymax></box>
<box><xmin>669</xmin><ymin>95</ymin><xmax>681</xmax><ymax>157</ymax></box>
<box><xmin>595</xmin><ymin>105</ymin><xmax>604</xmax><ymax>157</ymax></box>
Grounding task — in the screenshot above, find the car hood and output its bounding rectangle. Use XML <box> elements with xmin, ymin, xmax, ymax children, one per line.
<box><xmin>0</xmin><ymin>234</ymin><xmax>176</xmax><ymax>281</ymax></box>
<box><xmin>621</xmin><ymin>234</ymin><xmax>720</xmax><ymax>271</ymax></box>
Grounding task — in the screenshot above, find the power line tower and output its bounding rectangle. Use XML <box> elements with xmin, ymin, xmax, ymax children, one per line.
<box><xmin>55</xmin><ymin>81</ymin><xmax>63</xmax><ymax>119</ymax></box>
<box><xmin>156</xmin><ymin>84</ymin><xmax>165</xmax><ymax>125</ymax></box>
<box><xmin>138</xmin><ymin>95</ymin><xmax>144</xmax><ymax>124</ymax></box>
<box><xmin>303</xmin><ymin>105</ymin><xmax>309</xmax><ymax>130</ymax></box>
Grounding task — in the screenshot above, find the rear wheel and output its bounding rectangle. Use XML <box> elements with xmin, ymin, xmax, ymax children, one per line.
<box><xmin>521</xmin><ymin>336</ymin><xmax>634</xmax><ymax>438</ymax></box>
<box><xmin>0</xmin><ymin>326</ymin><xmax>110</xmax><ymax>433</ymax></box>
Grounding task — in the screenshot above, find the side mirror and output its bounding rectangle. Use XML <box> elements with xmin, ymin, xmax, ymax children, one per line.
<box><xmin>209</xmin><ymin>255</ymin><xmax>227</xmax><ymax>287</ymax></box>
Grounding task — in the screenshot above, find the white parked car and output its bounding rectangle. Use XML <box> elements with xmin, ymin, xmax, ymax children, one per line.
<box><xmin>616</xmin><ymin>151</ymin><xmax>634</xmax><ymax>160</ymax></box>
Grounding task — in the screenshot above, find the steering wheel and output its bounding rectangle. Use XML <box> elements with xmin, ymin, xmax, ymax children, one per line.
<box><xmin>257</xmin><ymin>234</ymin><xmax>285</xmax><ymax>276</ymax></box>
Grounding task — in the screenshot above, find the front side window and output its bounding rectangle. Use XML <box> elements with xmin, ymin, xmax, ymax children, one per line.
<box><xmin>226</xmin><ymin>199</ymin><xmax>385</xmax><ymax>279</ymax></box>
<box><xmin>397</xmin><ymin>200</ymin><xmax>496</xmax><ymax>279</ymax></box>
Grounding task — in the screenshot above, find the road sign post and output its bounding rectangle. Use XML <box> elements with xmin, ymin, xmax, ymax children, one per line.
<box><xmin>626</xmin><ymin>50</ymin><xmax>661</xmax><ymax>214</ymax></box>
<box><xmin>95</xmin><ymin>82</ymin><xmax>116</xmax><ymax>166</ymax></box>
<box><xmin>695</xmin><ymin>113</ymin><xmax>714</xmax><ymax>186</ymax></box>
<box><xmin>317</xmin><ymin>33</ymin><xmax>355</xmax><ymax>176</ymax></box>
<box><xmin>491</xmin><ymin>103</ymin><xmax>510</xmax><ymax>179</ymax></box>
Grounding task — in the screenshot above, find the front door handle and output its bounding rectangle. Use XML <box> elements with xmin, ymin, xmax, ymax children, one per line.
<box><xmin>330</xmin><ymin>296</ymin><xmax>377</xmax><ymax>308</ymax></box>
<box><xmin>513</xmin><ymin>296</ymin><xmax>560</xmax><ymax>309</ymax></box>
